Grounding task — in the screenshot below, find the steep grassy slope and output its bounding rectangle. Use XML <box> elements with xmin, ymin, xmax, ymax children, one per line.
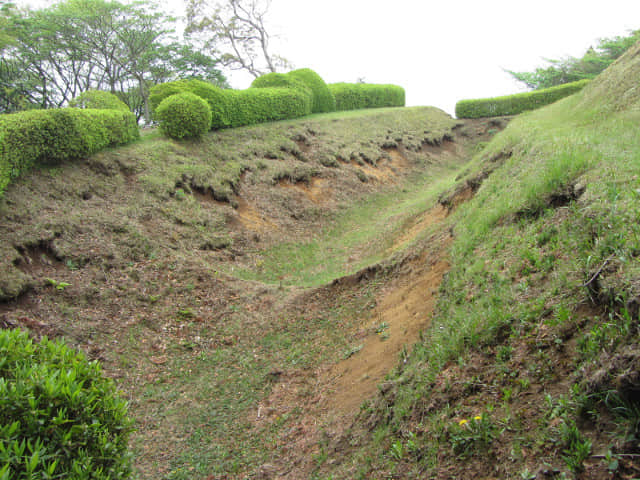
<box><xmin>317</xmin><ymin>41</ymin><xmax>640</xmax><ymax>479</ymax></box>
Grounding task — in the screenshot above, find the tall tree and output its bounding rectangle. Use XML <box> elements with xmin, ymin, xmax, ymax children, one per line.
<box><xmin>508</xmin><ymin>29</ymin><xmax>640</xmax><ymax>90</ymax></box>
<box><xmin>0</xmin><ymin>0</ymin><xmax>227</xmax><ymax>118</ymax></box>
<box><xmin>186</xmin><ymin>0</ymin><xmax>290</xmax><ymax>79</ymax></box>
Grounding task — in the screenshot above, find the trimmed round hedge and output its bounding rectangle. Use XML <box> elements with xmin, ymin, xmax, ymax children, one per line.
<box><xmin>69</xmin><ymin>90</ymin><xmax>130</xmax><ymax>112</ymax></box>
<box><xmin>287</xmin><ymin>68</ymin><xmax>336</xmax><ymax>113</ymax></box>
<box><xmin>0</xmin><ymin>328</ymin><xmax>134</xmax><ymax>479</ymax></box>
<box><xmin>155</xmin><ymin>92</ymin><xmax>212</xmax><ymax>139</ymax></box>
<box><xmin>149</xmin><ymin>79</ymin><xmax>229</xmax><ymax>130</ymax></box>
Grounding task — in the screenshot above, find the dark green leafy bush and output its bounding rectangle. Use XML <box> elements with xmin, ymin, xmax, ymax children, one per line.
<box><xmin>149</xmin><ymin>79</ymin><xmax>228</xmax><ymax>129</ymax></box>
<box><xmin>0</xmin><ymin>108</ymin><xmax>139</xmax><ymax>196</ymax></box>
<box><xmin>155</xmin><ymin>92</ymin><xmax>212</xmax><ymax>139</ymax></box>
<box><xmin>0</xmin><ymin>328</ymin><xmax>134</xmax><ymax>479</ymax></box>
<box><xmin>69</xmin><ymin>90</ymin><xmax>130</xmax><ymax>112</ymax></box>
<box><xmin>287</xmin><ymin>68</ymin><xmax>336</xmax><ymax>113</ymax></box>
<box><xmin>455</xmin><ymin>79</ymin><xmax>590</xmax><ymax>118</ymax></box>
<box><xmin>328</xmin><ymin>83</ymin><xmax>405</xmax><ymax>111</ymax></box>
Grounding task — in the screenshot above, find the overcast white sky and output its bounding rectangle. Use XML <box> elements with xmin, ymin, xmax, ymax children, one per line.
<box><xmin>16</xmin><ymin>0</ymin><xmax>640</xmax><ymax>115</ymax></box>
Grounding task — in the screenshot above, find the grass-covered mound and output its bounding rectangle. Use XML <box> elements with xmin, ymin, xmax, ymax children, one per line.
<box><xmin>455</xmin><ymin>79</ymin><xmax>590</xmax><ymax>118</ymax></box>
<box><xmin>0</xmin><ymin>104</ymin><xmax>467</xmax><ymax>478</ymax></box>
<box><xmin>326</xmin><ymin>40</ymin><xmax>640</xmax><ymax>479</ymax></box>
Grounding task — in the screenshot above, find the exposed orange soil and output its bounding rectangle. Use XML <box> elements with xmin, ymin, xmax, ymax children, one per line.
<box><xmin>277</xmin><ymin>177</ymin><xmax>333</xmax><ymax>205</ymax></box>
<box><xmin>235</xmin><ymin>196</ymin><xmax>278</xmax><ymax>232</ymax></box>
<box><xmin>323</xmin><ymin>246</ymin><xmax>451</xmax><ymax>414</ymax></box>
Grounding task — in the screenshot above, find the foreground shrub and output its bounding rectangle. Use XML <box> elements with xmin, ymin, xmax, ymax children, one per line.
<box><xmin>329</xmin><ymin>83</ymin><xmax>405</xmax><ymax>111</ymax></box>
<box><xmin>155</xmin><ymin>92</ymin><xmax>212</xmax><ymax>139</ymax></box>
<box><xmin>0</xmin><ymin>328</ymin><xmax>134</xmax><ymax>479</ymax></box>
<box><xmin>455</xmin><ymin>79</ymin><xmax>590</xmax><ymax>118</ymax></box>
<box><xmin>149</xmin><ymin>79</ymin><xmax>228</xmax><ymax>129</ymax></box>
<box><xmin>287</xmin><ymin>68</ymin><xmax>336</xmax><ymax>113</ymax></box>
<box><xmin>0</xmin><ymin>108</ymin><xmax>139</xmax><ymax>196</ymax></box>
<box><xmin>69</xmin><ymin>90</ymin><xmax>130</xmax><ymax>112</ymax></box>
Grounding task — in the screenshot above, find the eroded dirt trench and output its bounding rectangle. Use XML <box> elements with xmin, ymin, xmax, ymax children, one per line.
<box><xmin>236</xmin><ymin>121</ymin><xmax>502</xmax><ymax>478</ymax></box>
<box><xmin>252</xmin><ymin>187</ymin><xmax>469</xmax><ymax>479</ymax></box>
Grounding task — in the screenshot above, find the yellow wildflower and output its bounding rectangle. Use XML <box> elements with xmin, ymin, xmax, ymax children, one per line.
<box><xmin>458</xmin><ymin>419</ymin><xmax>468</xmax><ymax>426</ymax></box>
<box><xmin>473</xmin><ymin>415</ymin><xmax>482</xmax><ymax>421</ymax></box>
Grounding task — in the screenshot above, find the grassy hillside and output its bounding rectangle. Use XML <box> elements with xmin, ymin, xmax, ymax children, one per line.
<box><xmin>0</xmin><ymin>105</ymin><xmax>508</xmax><ymax>479</ymax></box>
<box><xmin>316</xmin><ymin>41</ymin><xmax>640</xmax><ymax>479</ymax></box>
<box><xmin>3</xmin><ymin>40</ymin><xmax>638</xmax><ymax>480</ymax></box>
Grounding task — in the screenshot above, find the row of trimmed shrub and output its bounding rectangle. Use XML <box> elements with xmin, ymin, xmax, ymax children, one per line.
<box><xmin>149</xmin><ymin>69</ymin><xmax>406</xmax><ymax>139</ymax></box>
<box><xmin>149</xmin><ymin>69</ymin><xmax>336</xmax><ymax>138</ymax></box>
<box><xmin>0</xmin><ymin>106</ymin><xmax>139</xmax><ymax>196</ymax></box>
<box><xmin>328</xmin><ymin>83</ymin><xmax>406</xmax><ymax>111</ymax></box>
<box><xmin>455</xmin><ymin>79</ymin><xmax>590</xmax><ymax>118</ymax></box>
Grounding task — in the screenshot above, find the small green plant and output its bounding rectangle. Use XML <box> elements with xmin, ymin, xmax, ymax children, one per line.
<box><xmin>176</xmin><ymin>308</ymin><xmax>196</xmax><ymax>321</ymax></box>
<box><xmin>502</xmin><ymin>387</ymin><xmax>513</xmax><ymax>403</ymax></box>
<box><xmin>65</xmin><ymin>259</ymin><xmax>79</xmax><ymax>270</ymax></box>
<box><xmin>497</xmin><ymin>344</ymin><xmax>513</xmax><ymax>362</ymax></box>
<box><xmin>449</xmin><ymin>414</ymin><xmax>497</xmax><ymax>457</ymax></box>
<box><xmin>389</xmin><ymin>440</ymin><xmax>405</xmax><ymax>460</ymax></box>
<box><xmin>375</xmin><ymin>322</ymin><xmax>389</xmax><ymax>334</ymax></box>
<box><xmin>174</xmin><ymin>188</ymin><xmax>187</xmax><ymax>201</ymax></box>
<box><xmin>559</xmin><ymin>420</ymin><xmax>592</xmax><ymax>473</ymax></box>
<box><xmin>343</xmin><ymin>344</ymin><xmax>363</xmax><ymax>359</ymax></box>
<box><xmin>604</xmin><ymin>449</ymin><xmax>619</xmax><ymax>473</ymax></box>
<box><xmin>45</xmin><ymin>278</ymin><xmax>71</xmax><ymax>291</ymax></box>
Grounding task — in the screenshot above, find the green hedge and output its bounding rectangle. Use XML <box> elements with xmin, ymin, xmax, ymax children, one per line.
<box><xmin>0</xmin><ymin>107</ymin><xmax>139</xmax><ymax>196</ymax></box>
<box><xmin>151</xmin><ymin>73</ymin><xmax>406</xmax><ymax>138</ymax></box>
<box><xmin>70</xmin><ymin>90</ymin><xmax>130</xmax><ymax>112</ymax></box>
<box><xmin>155</xmin><ymin>92</ymin><xmax>212</xmax><ymax>139</ymax></box>
<box><xmin>328</xmin><ymin>83</ymin><xmax>406</xmax><ymax>111</ymax></box>
<box><xmin>455</xmin><ymin>80</ymin><xmax>591</xmax><ymax>118</ymax></box>
<box><xmin>149</xmin><ymin>79</ymin><xmax>229</xmax><ymax>129</ymax></box>
<box><xmin>0</xmin><ymin>328</ymin><xmax>134</xmax><ymax>479</ymax></box>
<box><xmin>287</xmin><ymin>68</ymin><xmax>336</xmax><ymax>113</ymax></box>
<box><xmin>250</xmin><ymin>73</ymin><xmax>314</xmax><ymax>115</ymax></box>
<box><xmin>224</xmin><ymin>87</ymin><xmax>312</xmax><ymax>128</ymax></box>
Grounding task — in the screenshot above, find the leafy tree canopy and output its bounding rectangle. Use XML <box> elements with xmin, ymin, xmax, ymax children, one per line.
<box><xmin>0</xmin><ymin>0</ymin><xmax>228</xmax><ymax>121</ymax></box>
<box><xmin>508</xmin><ymin>29</ymin><xmax>640</xmax><ymax>90</ymax></box>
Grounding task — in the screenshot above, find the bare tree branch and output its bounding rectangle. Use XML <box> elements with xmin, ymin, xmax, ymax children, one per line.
<box><xmin>186</xmin><ymin>0</ymin><xmax>289</xmax><ymax>79</ymax></box>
